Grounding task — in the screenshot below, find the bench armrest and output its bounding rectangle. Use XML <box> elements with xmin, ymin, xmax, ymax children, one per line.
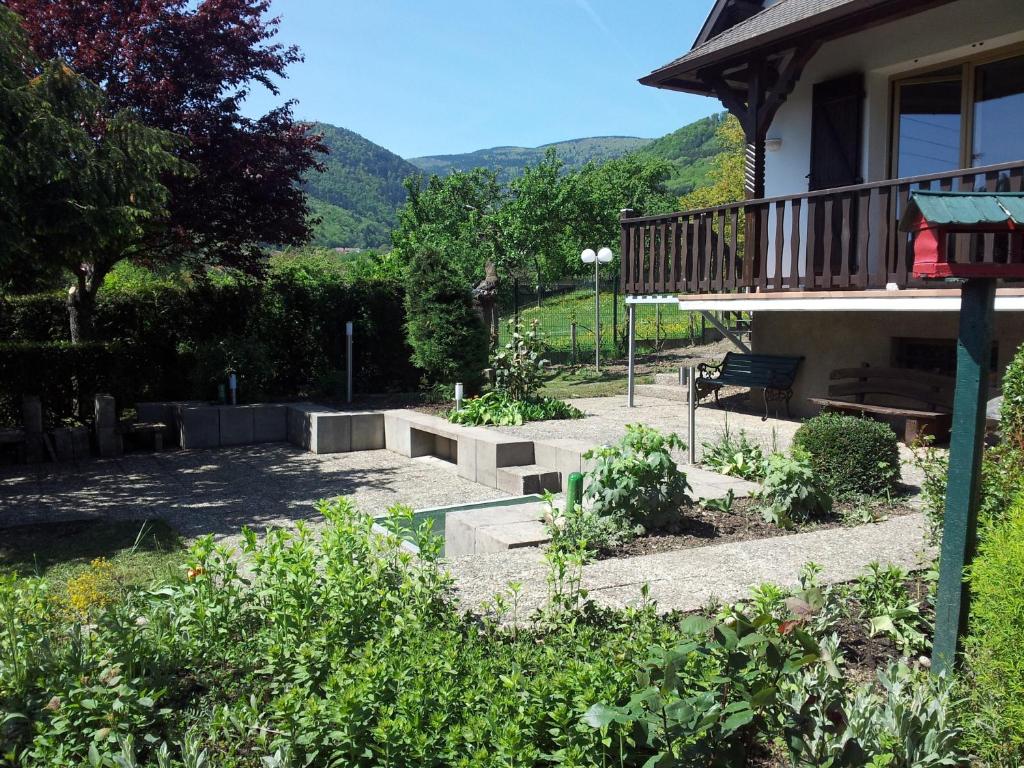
<box><xmin>697</xmin><ymin>360</ymin><xmax>723</xmax><ymax>379</ymax></box>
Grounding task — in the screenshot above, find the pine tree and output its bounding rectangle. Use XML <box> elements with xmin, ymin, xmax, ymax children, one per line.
<box><xmin>404</xmin><ymin>246</ymin><xmax>489</xmax><ymax>393</ymax></box>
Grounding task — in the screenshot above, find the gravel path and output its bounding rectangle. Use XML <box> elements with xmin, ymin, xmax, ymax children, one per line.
<box><xmin>0</xmin><ymin>446</ymin><xmax>508</xmax><ymax>545</ymax></box>
<box><xmin>447</xmin><ymin>513</ymin><xmax>933</xmax><ymax>615</ymax></box>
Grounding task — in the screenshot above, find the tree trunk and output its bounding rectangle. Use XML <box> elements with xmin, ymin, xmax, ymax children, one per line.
<box><xmin>67</xmin><ymin>264</ymin><xmax>103</xmax><ymax>343</ymax></box>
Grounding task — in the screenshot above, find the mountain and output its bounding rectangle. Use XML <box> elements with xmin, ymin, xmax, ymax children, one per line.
<box><xmin>409</xmin><ymin>136</ymin><xmax>653</xmax><ymax>182</ymax></box>
<box><xmin>302</xmin><ymin>114</ymin><xmax>730</xmax><ymax>250</ymax></box>
<box><xmin>302</xmin><ymin>122</ymin><xmax>420</xmax><ymax>249</ymax></box>
<box><xmin>636</xmin><ymin>112</ymin><xmax>729</xmax><ymax>197</ymax></box>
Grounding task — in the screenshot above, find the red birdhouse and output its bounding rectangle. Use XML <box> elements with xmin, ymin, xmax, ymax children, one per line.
<box><xmin>900</xmin><ymin>191</ymin><xmax>1024</xmax><ymax>279</ymax></box>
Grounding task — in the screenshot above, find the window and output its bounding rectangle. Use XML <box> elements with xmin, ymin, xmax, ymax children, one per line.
<box><xmin>893</xmin><ymin>50</ymin><xmax>1024</xmax><ymax>180</ymax></box>
<box><xmin>893</xmin><ymin>337</ymin><xmax>998</xmax><ymax>377</ymax></box>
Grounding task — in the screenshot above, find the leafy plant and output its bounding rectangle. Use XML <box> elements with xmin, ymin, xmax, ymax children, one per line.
<box><xmin>492</xmin><ymin>319</ymin><xmax>548</xmax><ymax>400</ymax></box>
<box><xmin>963</xmin><ymin>492</ymin><xmax>1024</xmax><ymax>765</ymax></box>
<box><xmin>583</xmin><ymin>425</ymin><xmax>692</xmax><ymax>533</ymax></box>
<box><xmin>448</xmin><ymin>391</ymin><xmax>582</xmax><ymax>426</ymax></box>
<box><xmin>911</xmin><ymin>436</ymin><xmax>948</xmax><ymax>545</ymax></box>
<box><xmin>794</xmin><ymin>413</ymin><xmax>900</xmax><ymax>499</ymax></box>
<box><xmin>757</xmin><ymin>452</ymin><xmax>832</xmax><ymax>529</ymax></box>
<box><xmin>542</xmin><ymin>495</ymin><xmax>635</xmax><ymax>554</ymax></box>
<box><xmin>1000</xmin><ymin>341</ymin><xmax>1024</xmax><ymax>451</ymax></box>
<box><xmin>701</xmin><ymin>488</ymin><xmax>736</xmax><ymax>514</ymax></box>
<box><xmin>853</xmin><ymin>563</ymin><xmax>930</xmax><ymax>655</ymax></box>
<box><xmin>701</xmin><ymin>423</ymin><xmax>766</xmax><ymax>481</ymax></box>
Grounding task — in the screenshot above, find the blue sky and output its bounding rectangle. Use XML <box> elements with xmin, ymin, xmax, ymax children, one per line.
<box><xmin>242</xmin><ymin>1</ymin><xmax>721</xmax><ymax>159</ymax></box>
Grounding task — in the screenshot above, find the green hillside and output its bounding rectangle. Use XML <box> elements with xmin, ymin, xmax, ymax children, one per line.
<box><xmin>303</xmin><ymin>122</ymin><xmax>421</xmax><ymax>249</ymax></box>
<box><xmin>636</xmin><ymin>112</ymin><xmax>729</xmax><ymax>197</ymax></box>
<box><xmin>409</xmin><ymin>136</ymin><xmax>653</xmax><ymax>182</ymax></box>
<box><xmin>301</xmin><ymin>114</ymin><xmax>730</xmax><ymax>249</ymax></box>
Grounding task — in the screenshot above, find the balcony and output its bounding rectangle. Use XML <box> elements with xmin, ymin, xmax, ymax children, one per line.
<box><xmin>620</xmin><ymin>160</ymin><xmax>1024</xmax><ymax>298</ymax></box>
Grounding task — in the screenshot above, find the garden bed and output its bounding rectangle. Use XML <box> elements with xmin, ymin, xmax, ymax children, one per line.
<box><xmin>599</xmin><ymin>496</ymin><xmax>920</xmax><ymax>559</ymax></box>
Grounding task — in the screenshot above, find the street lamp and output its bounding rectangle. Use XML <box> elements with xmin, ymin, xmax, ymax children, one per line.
<box><xmin>581</xmin><ymin>246</ymin><xmax>615</xmax><ymax>371</ymax></box>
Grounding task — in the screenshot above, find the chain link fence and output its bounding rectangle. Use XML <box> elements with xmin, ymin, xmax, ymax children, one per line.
<box><xmin>497</xmin><ymin>278</ymin><xmax>736</xmax><ymax>365</ymax></box>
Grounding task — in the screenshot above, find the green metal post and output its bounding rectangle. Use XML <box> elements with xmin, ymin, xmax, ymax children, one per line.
<box><xmin>932</xmin><ymin>278</ymin><xmax>996</xmax><ymax>676</ymax></box>
<box><xmin>567</xmin><ymin>472</ymin><xmax>584</xmax><ymax>514</ymax></box>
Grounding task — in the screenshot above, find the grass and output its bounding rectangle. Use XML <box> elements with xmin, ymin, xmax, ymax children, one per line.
<box><xmin>0</xmin><ymin>518</ymin><xmax>185</xmax><ymax>594</ymax></box>
<box><xmin>502</xmin><ymin>289</ymin><xmax>701</xmax><ymax>356</ymax></box>
<box><xmin>539</xmin><ymin>367</ymin><xmax>653</xmax><ymax>400</ymax></box>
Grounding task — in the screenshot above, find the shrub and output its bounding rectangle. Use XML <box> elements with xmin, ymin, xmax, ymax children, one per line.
<box><xmin>404</xmin><ymin>246</ymin><xmax>489</xmax><ymax>393</ymax></box>
<box><xmin>1001</xmin><ymin>341</ymin><xmax>1024</xmax><ymax>450</ymax></box>
<box><xmin>964</xmin><ymin>493</ymin><xmax>1024</xmax><ymax>765</ymax></box>
<box><xmin>793</xmin><ymin>412</ymin><xmax>900</xmax><ymax>498</ymax></box>
<box><xmin>757</xmin><ymin>451</ymin><xmax>832</xmax><ymax>528</ymax></box>
<box><xmin>448</xmin><ymin>391</ymin><xmax>582</xmax><ymax>426</ymax></box>
<box><xmin>492</xmin><ymin>319</ymin><xmax>548</xmax><ymax>400</ymax></box>
<box><xmin>583</xmin><ymin>425</ymin><xmax>691</xmax><ymax>533</ymax></box>
<box><xmin>701</xmin><ymin>423</ymin><xmax>766</xmax><ymax>481</ymax></box>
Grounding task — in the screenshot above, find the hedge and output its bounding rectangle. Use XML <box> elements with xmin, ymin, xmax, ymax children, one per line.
<box><xmin>0</xmin><ymin>274</ymin><xmax>418</xmax><ymax>425</ymax></box>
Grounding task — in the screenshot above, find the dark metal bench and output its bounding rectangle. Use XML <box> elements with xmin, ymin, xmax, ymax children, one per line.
<box><xmin>809</xmin><ymin>365</ymin><xmax>955</xmax><ymax>443</ymax></box>
<box><xmin>696</xmin><ymin>352</ymin><xmax>804</xmax><ymax>419</ymax></box>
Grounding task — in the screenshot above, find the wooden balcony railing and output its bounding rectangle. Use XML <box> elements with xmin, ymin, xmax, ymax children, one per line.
<box><xmin>620</xmin><ymin>159</ymin><xmax>1024</xmax><ymax>296</ymax></box>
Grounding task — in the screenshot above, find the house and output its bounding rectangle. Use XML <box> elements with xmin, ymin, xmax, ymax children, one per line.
<box><xmin>623</xmin><ymin>0</ymin><xmax>1024</xmax><ymax>418</ymax></box>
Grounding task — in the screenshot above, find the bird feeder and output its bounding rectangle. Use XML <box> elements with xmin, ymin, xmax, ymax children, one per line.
<box><xmin>900</xmin><ymin>190</ymin><xmax>1024</xmax><ymax>279</ymax></box>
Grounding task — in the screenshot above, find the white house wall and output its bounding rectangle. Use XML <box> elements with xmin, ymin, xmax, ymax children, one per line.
<box><xmin>761</xmin><ymin>0</ymin><xmax>1024</xmax><ymax>281</ymax></box>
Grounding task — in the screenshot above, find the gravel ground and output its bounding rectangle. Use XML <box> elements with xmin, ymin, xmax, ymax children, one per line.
<box><xmin>447</xmin><ymin>513</ymin><xmax>933</xmax><ymax>616</ymax></box>
<box><xmin>0</xmin><ymin>446</ymin><xmax>508</xmax><ymax>546</ymax></box>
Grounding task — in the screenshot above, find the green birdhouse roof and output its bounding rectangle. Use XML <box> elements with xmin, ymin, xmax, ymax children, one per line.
<box><xmin>900</xmin><ymin>191</ymin><xmax>1024</xmax><ymax>231</ymax></box>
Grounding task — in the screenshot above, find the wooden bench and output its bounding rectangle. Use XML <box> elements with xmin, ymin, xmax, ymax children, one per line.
<box><xmin>809</xmin><ymin>366</ymin><xmax>955</xmax><ymax>443</ymax></box>
<box><xmin>696</xmin><ymin>352</ymin><xmax>804</xmax><ymax>419</ymax></box>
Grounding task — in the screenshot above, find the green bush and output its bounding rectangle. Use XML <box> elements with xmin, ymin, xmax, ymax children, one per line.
<box><xmin>794</xmin><ymin>412</ymin><xmax>900</xmax><ymax>498</ymax></box>
<box><xmin>964</xmin><ymin>493</ymin><xmax>1024</xmax><ymax>765</ymax></box>
<box><xmin>583</xmin><ymin>425</ymin><xmax>692</xmax><ymax>534</ymax></box>
<box><xmin>0</xmin><ymin>498</ymin><xmax>970</xmax><ymax>767</ymax></box>
<box><xmin>1001</xmin><ymin>342</ymin><xmax>1024</xmax><ymax>451</ymax></box>
<box><xmin>0</xmin><ymin>267</ymin><xmax>418</xmax><ymax>422</ymax></box>
<box><xmin>492</xmin><ymin>319</ymin><xmax>547</xmax><ymax>401</ymax></box>
<box><xmin>757</xmin><ymin>451</ymin><xmax>833</xmax><ymax>528</ymax></box>
<box><xmin>448</xmin><ymin>391</ymin><xmax>582</xmax><ymax>426</ymax></box>
<box><xmin>404</xmin><ymin>246</ymin><xmax>489</xmax><ymax>392</ymax></box>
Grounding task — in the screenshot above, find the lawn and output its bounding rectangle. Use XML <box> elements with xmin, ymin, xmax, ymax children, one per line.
<box><xmin>501</xmin><ymin>288</ymin><xmax>702</xmax><ymax>359</ymax></box>
<box><xmin>538</xmin><ymin>367</ymin><xmax>653</xmax><ymax>400</ymax></box>
<box><xmin>0</xmin><ymin>518</ymin><xmax>184</xmax><ymax>594</ymax></box>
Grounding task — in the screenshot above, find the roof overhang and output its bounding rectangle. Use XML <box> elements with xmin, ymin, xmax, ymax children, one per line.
<box><xmin>641</xmin><ymin>0</ymin><xmax>960</xmax><ymax>97</ymax></box>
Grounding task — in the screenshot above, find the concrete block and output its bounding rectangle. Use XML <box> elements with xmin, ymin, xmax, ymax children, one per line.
<box><xmin>350</xmin><ymin>413</ymin><xmax>385</xmax><ymax>451</ymax></box>
<box><xmin>71</xmin><ymin>426</ymin><xmax>90</xmax><ymax>459</ymax></box>
<box><xmin>309</xmin><ymin>412</ymin><xmax>351</xmax><ymax>454</ymax></box>
<box><xmin>21</xmin><ymin>396</ymin><xmax>42</xmax><ymax>434</ymax></box>
<box><xmin>219</xmin><ymin>406</ymin><xmax>254</xmax><ymax>446</ymax></box>
<box><xmin>384</xmin><ymin>411</ymin><xmax>412</xmax><ymax>456</ymax></box>
<box><xmin>476</xmin><ymin>521</ymin><xmax>550</xmax><ymax>553</ymax></box>
<box><xmin>252</xmin><ymin>404</ymin><xmax>288</xmax><ymax>443</ymax></box>
<box><xmin>177</xmin><ymin>405</ymin><xmax>221</xmax><ymax>449</ymax></box>
<box><xmin>287</xmin><ymin>405</ymin><xmax>311</xmax><ymax>448</ymax></box>
<box><xmin>456</xmin><ymin>434</ymin><xmax>478</xmax><ymax>482</ymax></box>
<box><xmin>96</xmin><ymin>427</ymin><xmax>123</xmax><ymax>458</ymax></box>
<box><xmin>475</xmin><ymin>437</ymin><xmax>534</xmax><ymax>489</ymax></box>
<box><xmin>94</xmin><ymin>394</ymin><xmax>117</xmax><ymax>428</ymax></box>
<box><xmin>496</xmin><ymin>465</ymin><xmax>561</xmax><ymax>495</ymax></box>
<box><xmin>50</xmin><ymin>428</ymin><xmax>74</xmax><ymax>462</ymax></box>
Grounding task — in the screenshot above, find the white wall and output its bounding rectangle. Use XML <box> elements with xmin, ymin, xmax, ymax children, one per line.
<box><xmin>764</xmin><ymin>0</ymin><xmax>1024</xmax><ymax>199</ymax></box>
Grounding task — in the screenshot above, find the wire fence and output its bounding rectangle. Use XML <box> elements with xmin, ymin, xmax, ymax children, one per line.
<box><xmin>497</xmin><ymin>278</ymin><xmax>741</xmax><ymax>365</ymax></box>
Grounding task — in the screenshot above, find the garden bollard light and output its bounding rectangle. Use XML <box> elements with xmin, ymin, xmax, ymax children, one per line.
<box><xmin>228</xmin><ymin>373</ymin><xmax>237</xmax><ymax>405</ymax></box>
<box><xmin>454</xmin><ymin>382</ymin><xmax>464</xmax><ymax>411</ymax></box>
<box><xmin>346</xmin><ymin>321</ymin><xmax>354</xmax><ymax>404</ymax></box>
<box><xmin>567</xmin><ymin>472</ymin><xmax>583</xmax><ymax>514</ymax></box>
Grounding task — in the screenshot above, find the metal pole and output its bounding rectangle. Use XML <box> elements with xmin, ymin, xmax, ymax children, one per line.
<box><xmin>570</xmin><ymin>322</ymin><xmax>578</xmax><ymax>366</ymax></box>
<box><xmin>932</xmin><ymin>278</ymin><xmax>995</xmax><ymax>675</ymax></box>
<box><xmin>627</xmin><ymin>303</ymin><xmax>636</xmax><ymax>407</ymax></box>
<box><xmin>345</xmin><ymin>320</ymin><xmax>354</xmax><ymax>404</ymax></box>
<box><xmin>612</xmin><ymin>276</ymin><xmax>619</xmax><ymax>353</ymax></box>
<box><xmin>687</xmin><ymin>366</ymin><xmax>697</xmax><ymax>464</ymax></box>
<box><xmin>594</xmin><ymin>259</ymin><xmax>601</xmax><ymax>371</ymax></box>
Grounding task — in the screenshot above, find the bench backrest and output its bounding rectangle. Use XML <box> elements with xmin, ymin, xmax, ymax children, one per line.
<box><xmin>718</xmin><ymin>352</ymin><xmax>804</xmax><ymax>388</ymax></box>
<box><xmin>827</xmin><ymin>366</ymin><xmax>955</xmax><ymax>411</ymax></box>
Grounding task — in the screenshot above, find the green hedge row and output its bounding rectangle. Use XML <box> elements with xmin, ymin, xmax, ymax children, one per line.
<box><xmin>0</xmin><ymin>274</ymin><xmax>418</xmax><ymax>425</ymax></box>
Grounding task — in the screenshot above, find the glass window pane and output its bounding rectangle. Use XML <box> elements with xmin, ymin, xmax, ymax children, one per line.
<box><xmin>897</xmin><ymin>76</ymin><xmax>963</xmax><ymax>177</ymax></box>
<box><xmin>972</xmin><ymin>54</ymin><xmax>1024</xmax><ymax>169</ymax></box>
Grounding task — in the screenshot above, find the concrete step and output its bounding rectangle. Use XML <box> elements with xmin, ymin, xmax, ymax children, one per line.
<box><xmin>495</xmin><ymin>464</ymin><xmax>561</xmax><ymax>495</ymax></box>
<box><xmin>445</xmin><ymin>501</ymin><xmax>551</xmax><ymax>556</ymax></box>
